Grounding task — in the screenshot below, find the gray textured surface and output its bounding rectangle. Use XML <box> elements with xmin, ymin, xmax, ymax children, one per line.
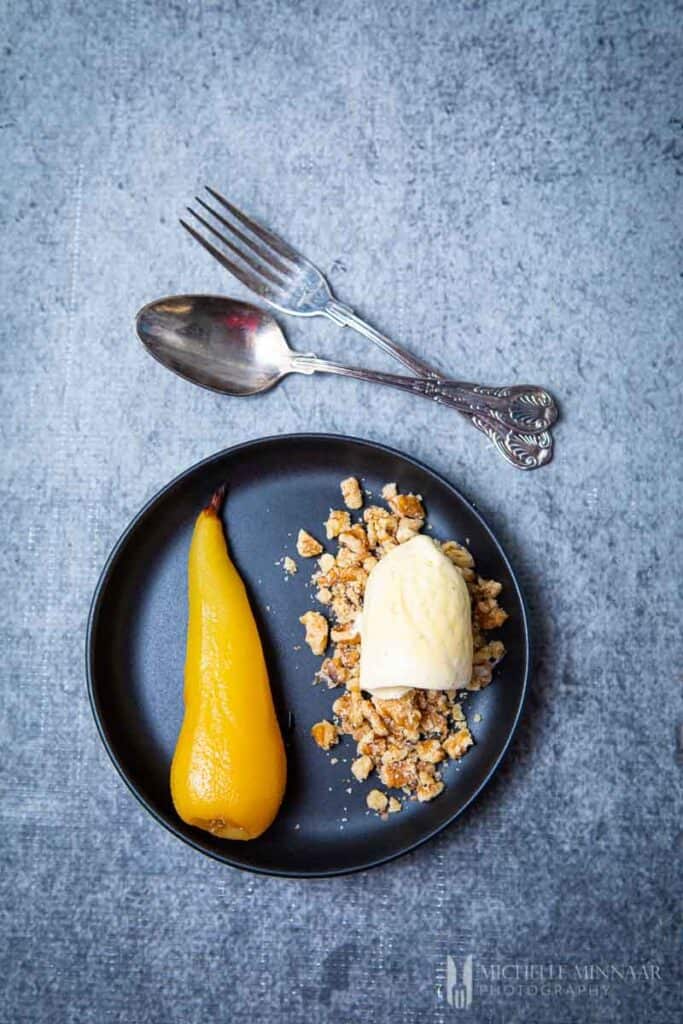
<box><xmin>1</xmin><ymin>1</ymin><xmax>681</xmax><ymax>1021</ymax></box>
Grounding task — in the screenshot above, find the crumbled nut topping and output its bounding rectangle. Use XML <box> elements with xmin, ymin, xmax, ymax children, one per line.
<box><xmin>366</xmin><ymin>789</ymin><xmax>388</xmax><ymax>812</ymax></box>
<box><xmin>351</xmin><ymin>754</ymin><xmax>373</xmax><ymax>781</ymax></box>
<box><xmin>296</xmin><ymin>529</ymin><xmax>323</xmax><ymax>558</ymax></box>
<box><xmin>318</xmin><ymin>552</ymin><xmax>335</xmax><ymax>573</ymax></box>
<box><xmin>311</xmin><ymin>719</ymin><xmax>339</xmax><ymax>750</ymax></box>
<box><xmin>340</xmin><ymin>476</ymin><xmax>363</xmax><ymax>510</ymax></box>
<box><xmin>299</xmin><ymin>610</ymin><xmax>329</xmax><ymax>655</ymax></box>
<box><xmin>302</xmin><ymin>479</ymin><xmax>507</xmax><ymax>813</ymax></box>
<box><xmin>387</xmin><ymin>491</ymin><xmax>424</xmax><ymax>520</ymax></box>
<box><xmin>325</xmin><ymin>509</ymin><xmax>351</xmax><ymax>539</ymax></box>
<box><xmin>283</xmin><ymin>556</ymin><xmax>297</xmax><ymax>575</ymax></box>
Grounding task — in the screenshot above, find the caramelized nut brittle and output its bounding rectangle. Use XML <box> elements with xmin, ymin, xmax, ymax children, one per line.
<box><xmin>441</xmin><ymin>540</ymin><xmax>475</xmax><ymax>569</ymax></box>
<box><xmin>299</xmin><ymin>610</ymin><xmax>329</xmax><ymax>655</ymax></box>
<box><xmin>324</xmin><ymin>509</ymin><xmax>351</xmax><ymax>539</ymax></box>
<box><xmin>443</xmin><ymin>728</ymin><xmax>474</xmax><ymax>760</ymax></box>
<box><xmin>363</xmin><ymin>506</ymin><xmax>398</xmax><ymax>548</ymax></box>
<box><xmin>351</xmin><ymin>754</ymin><xmax>373</xmax><ymax>781</ymax></box>
<box><xmin>387</xmin><ymin>492</ymin><xmax>424</xmax><ymax>519</ymax></box>
<box><xmin>303</xmin><ymin>473</ymin><xmax>506</xmax><ymax>814</ymax></box>
<box><xmin>297</xmin><ymin>529</ymin><xmax>323</xmax><ymax>558</ymax></box>
<box><xmin>311</xmin><ymin>719</ymin><xmax>339</xmax><ymax>750</ymax></box>
<box><xmin>366</xmin><ymin>789</ymin><xmax>388</xmax><ymax>812</ymax></box>
<box><xmin>340</xmin><ymin>476</ymin><xmax>363</xmax><ymax>510</ymax></box>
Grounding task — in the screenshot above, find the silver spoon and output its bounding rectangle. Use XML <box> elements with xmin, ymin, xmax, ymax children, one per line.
<box><xmin>136</xmin><ymin>295</ymin><xmax>554</xmax><ymax>468</ymax></box>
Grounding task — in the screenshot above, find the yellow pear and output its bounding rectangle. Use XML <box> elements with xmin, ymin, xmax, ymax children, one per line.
<box><xmin>171</xmin><ymin>487</ymin><xmax>286</xmax><ymax>840</ymax></box>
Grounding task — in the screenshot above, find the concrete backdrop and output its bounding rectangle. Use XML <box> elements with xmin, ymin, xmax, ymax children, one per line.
<box><xmin>1</xmin><ymin>1</ymin><xmax>681</xmax><ymax>1021</ymax></box>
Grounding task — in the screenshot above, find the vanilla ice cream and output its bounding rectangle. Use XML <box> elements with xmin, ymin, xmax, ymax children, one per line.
<box><xmin>359</xmin><ymin>534</ymin><xmax>473</xmax><ymax>699</ymax></box>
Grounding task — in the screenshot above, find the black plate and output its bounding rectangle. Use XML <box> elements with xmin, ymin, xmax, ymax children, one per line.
<box><xmin>87</xmin><ymin>435</ymin><xmax>529</xmax><ymax>877</ymax></box>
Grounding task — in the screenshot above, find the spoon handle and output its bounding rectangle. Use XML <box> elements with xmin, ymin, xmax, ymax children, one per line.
<box><xmin>290</xmin><ymin>355</ymin><xmax>556</xmax><ymax>436</ymax></box>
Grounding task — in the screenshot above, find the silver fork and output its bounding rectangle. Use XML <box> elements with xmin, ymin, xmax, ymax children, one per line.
<box><xmin>180</xmin><ymin>187</ymin><xmax>557</xmax><ymax>469</ymax></box>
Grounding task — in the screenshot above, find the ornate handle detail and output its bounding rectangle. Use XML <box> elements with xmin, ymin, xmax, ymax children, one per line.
<box><xmin>469</xmin><ymin>416</ymin><xmax>554</xmax><ymax>470</ymax></box>
<box><xmin>291</xmin><ymin>355</ymin><xmax>557</xmax><ymax>469</ymax></box>
<box><xmin>433</xmin><ymin>382</ymin><xmax>558</xmax><ymax>433</ymax></box>
<box><xmin>406</xmin><ymin>379</ymin><xmax>557</xmax><ymax>434</ymax></box>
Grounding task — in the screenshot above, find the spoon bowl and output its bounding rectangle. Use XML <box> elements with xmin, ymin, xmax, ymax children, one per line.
<box><xmin>136</xmin><ymin>295</ymin><xmax>292</xmax><ymax>396</ymax></box>
<box><xmin>135</xmin><ymin>295</ymin><xmax>555</xmax><ymax>470</ymax></box>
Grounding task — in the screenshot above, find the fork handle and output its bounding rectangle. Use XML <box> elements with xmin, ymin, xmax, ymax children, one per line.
<box><xmin>293</xmin><ymin>349</ymin><xmax>556</xmax><ymax>434</ymax></box>
<box><xmin>290</xmin><ymin>355</ymin><xmax>553</xmax><ymax>469</ymax></box>
<box><xmin>325</xmin><ymin>300</ymin><xmax>557</xmax><ymax>433</ymax></box>
<box><xmin>325</xmin><ymin>300</ymin><xmax>436</xmax><ymax>377</ymax></box>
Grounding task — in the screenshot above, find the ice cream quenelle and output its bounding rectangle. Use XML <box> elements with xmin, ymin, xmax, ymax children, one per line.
<box><xmin>359</xmin><ymin>534</ymin><xmax>473</xmax><ymax>700</ymax></box>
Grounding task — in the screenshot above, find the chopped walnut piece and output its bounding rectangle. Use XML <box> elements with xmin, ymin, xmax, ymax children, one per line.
<box><xmin>373</xmin><ymin>697</ymin><xmax>421</xmax><ymax>741</ymax></box>
<box><xmin>366</xmin><ymin>789</ymin><xmax>388</xmax><ymax>812</ymax></box>
<box><xmin>381</xmin><ymin>482</ymin><xmax>398</xmax><ymax>500</ymax></box>
<box><xmin>299</xmin><ymin>610</ymin><xmax>329</xmax><ymax>655</ymax></box>
<box><xmin>358</xmin><ymin>733</ymin><xmax>388</xmax><ymax>760</ymax></box>
<box><xmin>381</xmin><ymin>742</ymin><xmax>409</xmax><ymax>765</ymax></box>
<box><xmin>283</xmin><ymin>556</ymin><xmax>297</xmax><ymax>575</ymax></box>
<box><xmin>317</xmin><ymin>552</ymin><xmax>336</xmax><ymax>574</ymax></box>
<box><xmin>416</xmin><ymin>738</ymin><xmax>445</xmax><ymax>763</ymax></box>
<box><xmin>363</xmin><ymin>555</ymin><xmax>378</xmax><ymax>573</ymax></box>
<box><xmin>396</xmin><ymin>516</ymin><xmax>424</xmax><ymax>544</ymax></box>
<box><xmin>332</xmin><ymin>693</ymin><xmax>358</xmax><ymax>728</ymax></box>
<box><xmin>388</xmin><ymin>797</ymin><xmax>402</xmax><ymax>813</ymax></box>
<box><xmin>387</xmin><ymin>492</ymin><xmax>424</xmax><ymax>519</ymax></box>
<box><xmin>336</xmin><ymin>642</ymin><xmax>360</xmax><ymax>668</ymax></box>
<box><xmin>340</xmin><ymin>476</ymin><xmax>363</xmax><ymax>509</ymax></box>
<box><xmin>331</xmin><ymin>592</ymin><xmax>357</xmax><ymax>625</ymax></box>
<box><xmin>443</xmin><ymin>728</ymin><xmax>474</xmax><ymax>760</ymax></box>
<box><xmin>417</xmin><ymin>777</ymin><xmax>444</xmax><ymax>802</ymax></box>
<box><xmin>316</xmin><ymin>657</ymin><xmax>346</xmax><ymax>688</ymax></box>
<box><xmin>330</xmin><ymin>623</ymin><xmax>360</xmax><ymax>644</ymax></box>
<box><xmin>363</xmin><ymin>506</ymin><xmax>398</xmax><ymax>547</ymax></box>
<box><xmin>475</xmin><ymin>597</ymin><xmax>508</xmax><ymax>631</ymax></box>
<box><xmin>338</xmin><ymin>524</ymin><xmax>369</xmax><ymax>556</ymax></box>
<box><xmin>379</xmin><ymin>757</ymin><xmax>417</xmax><ymax>790</ymax></box>
<box><xmin>324</xmin><ymin>509</ymin><xmax>351</xmax><ymax>540</ymax></box>
<box><xmin>311</xmin><ymin>719</ymin><xmax>339</xmax><ymax>750</ymax></box>
<box><xmin>296</xmin><ymin>529</ymin><xmax>323</xmax><ymax>558</ymax></box>
<box><xmin>316</xmin><ymin>587</ymin><xmax>332</xmax><ymax>605</ymax></box>
<box><xmin>441</xmin><ymin>540</ymin><xmax>475</xmax><ymax>569</ymax></box>
<box><xmin>474</xmin><ymin>640</ymin><xmax>506</xmax><ymax>665</ymax></box>
<box><xmin>477</xmin><ymin>577</ymin><xmax>503</xmax><ymax>599</ymax></box>
<box><xmin>351</xmin><ymin>754</ymin><xmax>373</xmax><ymax>781</ymax></box>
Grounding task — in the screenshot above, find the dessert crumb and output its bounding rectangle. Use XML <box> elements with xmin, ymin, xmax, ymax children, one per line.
<box><xmin>366</xmin><ymin>789</ymin><xmax>388</xmax><ymax>813</ymax></box>
<box><xmin>340</xmin><ymin>476</ymin><xmax>363</xmax><ymax>510</ymax></box>
<box><xmin>299</xmin><ymin>610</ymin><xmax>329</xmax><ymax>655</ymax></box>
<box><xmin>296</xmin><ymin>529</ymin><xmax>323</xmax><ymax>558</ymax></box>
<box><xmin>311</xmin><ymin>719</ymin><xmax>339</xmax><ymax>750</ymax></box>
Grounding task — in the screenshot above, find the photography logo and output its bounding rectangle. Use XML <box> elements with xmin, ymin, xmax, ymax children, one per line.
<box><xmin>446</xmin><ymin>954</ymin><xmax>473</xmax><ymax>1010</ymax></box>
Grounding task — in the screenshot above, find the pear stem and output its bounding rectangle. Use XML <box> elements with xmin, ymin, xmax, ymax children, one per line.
<box><xmin>205</xmin><ymin>484</ymin><xmax>227</xmax><ymax>515</ymax></box>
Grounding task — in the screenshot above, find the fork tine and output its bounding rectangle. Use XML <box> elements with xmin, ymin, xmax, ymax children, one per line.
<box><xmin>186</xmin><ymin>207</ymin><xmax>286</xmax><ymax>288</ymax></box>
<box><xmin>179</xmin><ymin>219</ymin><xmax>278</xmax><ymax>300</ymax></box>
<box><xmin>204</xmin><ymin>187</ymin><xmax>303</xmax><ymax>265</ymax></box>
<box><xmin>194</xmin><ymin>196</ymin><xmax>292</xmax><ymax>278</ymax></box>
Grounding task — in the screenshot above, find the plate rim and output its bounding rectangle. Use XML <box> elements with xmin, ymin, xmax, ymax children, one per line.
<box><xmin>86</xmin><ymin>433</ymin><xmax>530</xmax><ymax>877</ymax></box>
